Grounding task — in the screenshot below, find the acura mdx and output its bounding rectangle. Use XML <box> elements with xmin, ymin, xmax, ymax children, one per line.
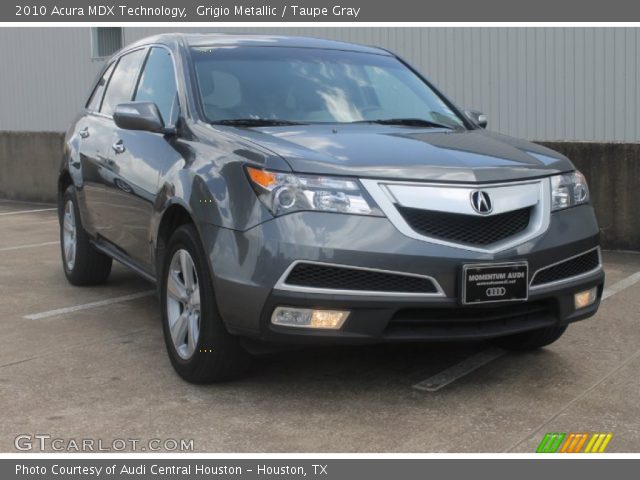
<box><xmin>58</xmin><ymin>34</ymin><xmax>604</xmax><ymax>382</ymax></box>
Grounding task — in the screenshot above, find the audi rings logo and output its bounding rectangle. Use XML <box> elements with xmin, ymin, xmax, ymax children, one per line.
<box><xmin>486</xmin><ymin>287</ymin><xmax>507</xmax><ymax>297</ymax></box>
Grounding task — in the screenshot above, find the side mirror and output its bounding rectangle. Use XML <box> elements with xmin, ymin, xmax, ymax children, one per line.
<box><xmin>464</xmin><ymin>109</ymin><xmax>488</xmax><ymax>129</ymax></box>
<box><xmin>113</xmin><ymin>102</ymin><xmax>166</xmax><ymax>132</ymax></box>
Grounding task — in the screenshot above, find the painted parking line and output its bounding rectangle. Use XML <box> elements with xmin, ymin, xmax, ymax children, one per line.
<box><xmin>413</xmin><ymin>270</ymin><xmax>640</xmax><ymax>392</ymax></box>
<box><xmin>602</xmin><ymin>271</ymin><xmax>640</xmax><ymax>300</ymax></box>
<box><xmin>0</xmin><ymin>208</ymin><xmax>57</xmax><ymax>216</ymax></box>
<box><xmin>2</xmin><ymin>218</ymin><xmax>59</xmax><ymax>227</ymax></box>
<box><xmin>413</xmin><ymin>347</ymin><xmax>506</xmax><ymax>392</ymax></box>
<box><xmin>23</xmin><ymin>290</ymin><xmax>156</xmax><ymax>320</ymax></box>
<box><xmin>0</xmin><ymin>199</ymin><xmax>54</xmax><ymax>205</ymax></box>
<box><xmin>0</xmin><ymin>241</ymin><xmax>59</xmax><ymax>252</ymax></box>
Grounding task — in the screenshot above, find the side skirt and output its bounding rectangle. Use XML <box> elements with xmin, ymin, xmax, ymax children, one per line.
<box><xmin>91</xmin><ymin>237</ymin><xmax>157</xmax><ymax>284</ymax></box>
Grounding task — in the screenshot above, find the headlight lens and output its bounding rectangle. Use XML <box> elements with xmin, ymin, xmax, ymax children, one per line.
<box><xmin>550</xmin><ymin>171</ymin><xmax>590</xmax><ymax>211</ymax></box>
<box><xmin>246</xmin><ymin>167</ymin><xmax>382</xmax><ymax>217</ymax></box>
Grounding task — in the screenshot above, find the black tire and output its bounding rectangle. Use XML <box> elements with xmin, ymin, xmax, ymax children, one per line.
<box><xmin>160</xmin><ymin>224</ymin><xmax>250</xmax><ymax>383</ymax></box>
<box><xmin>493</xmin><ymin>325</ymin><xmax>568</xmax><ymax>351</ymax></box>
<box><xmin>59</xmin><ymin>186</ymin><xmax>112</xmax><ymax>286</ymax></box>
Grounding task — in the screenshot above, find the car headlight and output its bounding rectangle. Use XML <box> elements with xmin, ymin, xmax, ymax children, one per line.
<box><xmin>550</xmin><ymin>171</ymin><xmax>590</xmax><ymax>211</ymax></box>
<box><xmin>246</xmin><ymin>167</ymin><xmax>382</xmax><ymax>217</ymax></box>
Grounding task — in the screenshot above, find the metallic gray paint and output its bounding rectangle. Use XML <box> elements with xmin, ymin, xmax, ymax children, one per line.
<box><xmin>225</xmin><ymin>126</ymin><xmax>574</xmax><ymax>183</ymax></box>
<box><xmin>199</xmin><ymin>205</ymin><xmax>600</xmax><ymax>336</ymax></box>
<box><xmin>59</xmin><ymin>33</ymin><xmax>603</xmax><ymax>343</ymax></box>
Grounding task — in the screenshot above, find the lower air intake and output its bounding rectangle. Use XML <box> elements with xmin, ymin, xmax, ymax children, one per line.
<box><xmin>284</xmin><ymin>263</ymin><xmax>438</xmax><ymax>294</ymax></box>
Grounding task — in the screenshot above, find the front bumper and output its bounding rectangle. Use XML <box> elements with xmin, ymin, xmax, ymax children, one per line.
<box><xmin>200</xmin><ymin>204</ymin><xmax>603</xmax><ymax>344</ymax></box>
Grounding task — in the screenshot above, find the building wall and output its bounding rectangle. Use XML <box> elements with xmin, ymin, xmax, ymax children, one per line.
<box><xmin>0</xmin><ymin>27</ymin><xmax>639</xmax><ymax>249</ymax></box>
<box><xmin>0</xmin><ymin>28</ymin><xmax>105</xmax><ymax>132</ymax></box>
<box><xmin>0</xmin><ymin>27</ymin><xmax>639</xmax><ymax>141</ymax></box>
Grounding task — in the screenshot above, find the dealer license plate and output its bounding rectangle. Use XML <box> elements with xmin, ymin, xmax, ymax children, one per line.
<box><xmin>462</xmin><ymin>262</ymin><xmax>528</xmax><ymax>305</ymax></box>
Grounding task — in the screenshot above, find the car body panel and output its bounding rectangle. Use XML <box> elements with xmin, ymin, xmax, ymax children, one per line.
<box><xmin>199</xmin><ymin>205</ymin><xmax>601</xmax><ymax>336</ymax></box>
<box><xmin>58</xmin><ymin>33</ymin><xmax>603</xmax><ymax>345</ymax></box>
<box><xmin>75</xmin><ymin>114</ymin><xmax>119</xmax><ymax>237</ymax></box>
<box><xmin>219</xmin><ymin>125</ymin><xmax>573</xmax><ymax>182</ymax></box>
<box><xmin>101</xmin><ymin>126</ymin><xmax>182</xmax><ymax>268</ymax></box>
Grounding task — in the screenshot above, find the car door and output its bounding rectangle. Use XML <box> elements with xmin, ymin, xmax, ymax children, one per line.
<box><xmin>104</xmin><ymin>46</ymin><xmax>184</xmax><ymax>270</ymax></box>
<box><xmin>75</xmin><ymin>61</ymin><xmax>116</xmax><ymax>236</ymax></box>
<box><xmin>81</xmin><ymin>47</ymin><xmax>147</xmax><ymax>249</ymax></box>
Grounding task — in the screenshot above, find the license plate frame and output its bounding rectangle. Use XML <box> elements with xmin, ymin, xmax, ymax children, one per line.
<box><xmin>461</xmin><ymin>262</ymin><xmax>529</xmax><ymax>305</ymax></box>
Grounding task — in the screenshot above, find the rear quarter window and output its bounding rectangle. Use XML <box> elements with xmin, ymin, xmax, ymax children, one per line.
<box><xmin>86</xmin><ymin>62</ymin><xmax>115</xmax><ymax>111</ymax></box>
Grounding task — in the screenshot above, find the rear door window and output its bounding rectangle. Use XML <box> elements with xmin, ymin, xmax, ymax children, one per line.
<box><xmin>100</xmin><ymin>48</ymin><xmax>146</xmax><ymax>116</ymax></box>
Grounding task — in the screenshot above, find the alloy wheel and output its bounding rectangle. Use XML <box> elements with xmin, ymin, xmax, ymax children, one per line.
<box><xmin>62</xmin><ymin>200</ymin><xmax>77</xmax><ymax>271</ymax></box>
<box><xmin>166</xmin><ymin>249</ymin><xmax>201</xmax><ymax>360</ymax></box>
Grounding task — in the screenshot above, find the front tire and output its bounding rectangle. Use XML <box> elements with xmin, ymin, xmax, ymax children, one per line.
<box><xmin>59</xmin><ymin>186</ymin><xmax>112</xmax><ymax>286</ymax></box>
<box><xmin>160</xmin><ymin>224</ymin><xmax>250</xmax><ymax>383</ymax></box>
<box><xmin>493</xmin><ymin>324</ymin><xmax>568</xmax><ymax>351</ymax></box>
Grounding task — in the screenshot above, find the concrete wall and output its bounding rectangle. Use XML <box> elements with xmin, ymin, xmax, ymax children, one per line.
<box><xmin>540</xmin><ymin>142</ymin><xmax>640</xmax><ymax>252</ymax></box>
<box><xmin>1</xmin><ymin>132</ymin><xmax>637</xmax><ymax>251</ymax></box>
<box><xmin>0</xmin><ymin>132</ymin><xmax>64</xmax><ymax>203</ymax></box>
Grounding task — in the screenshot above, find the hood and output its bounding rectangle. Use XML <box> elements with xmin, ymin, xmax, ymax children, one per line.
<box><xmin>217</xmin><ymin>124</ymin><xmax>575</xmax><ymax>183</ymax></box>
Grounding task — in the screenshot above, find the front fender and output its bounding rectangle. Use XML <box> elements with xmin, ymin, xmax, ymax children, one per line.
<box><xmin>154</xmin><ymin>135</ymin><xmax>276</xmax><ymax>232</ymax></box>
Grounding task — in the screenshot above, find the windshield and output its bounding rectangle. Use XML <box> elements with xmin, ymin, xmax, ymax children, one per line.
<box><xmin>190</xmin><ymin>46</ymin><xmax>467</xmax><ymax>129</ymax></box>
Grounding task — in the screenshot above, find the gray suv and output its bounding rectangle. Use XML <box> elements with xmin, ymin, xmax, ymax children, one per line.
<box><xmin>58</xmin><ymin>34</ymin><xmax>603</xmax><ymax>382</ymax></box>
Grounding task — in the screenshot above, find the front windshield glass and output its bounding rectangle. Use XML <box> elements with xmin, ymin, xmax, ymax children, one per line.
<box><xmin>190</xmin><ymin>46</ymin><xmax>467</xmax><ymax>128</ymax></box>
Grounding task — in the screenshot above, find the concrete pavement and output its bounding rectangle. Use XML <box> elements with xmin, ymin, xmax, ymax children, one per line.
<box><xmin>1</xmin><ymin>199</ymin><xmax>639</xmax><ymax>453</ymax></box>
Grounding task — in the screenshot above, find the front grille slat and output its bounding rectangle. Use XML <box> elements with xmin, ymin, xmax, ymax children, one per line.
<box><xmin>285</xmin><ymin>263</ymin><xmax>438</xmax><ymax>294</ymax></box>
<box><xmin>532</xmin><ymin>249</ymin><xmax>600</xmax><ymax>286</ymax></box>
<box><xmin>396</xmin><ymin>205</ymin><xmax>531</xmax><ymax>245</ymax></box>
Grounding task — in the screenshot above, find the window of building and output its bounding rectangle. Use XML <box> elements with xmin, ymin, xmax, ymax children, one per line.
<box><xmin>91</xmin><ymin>27</ymin><xmax>123</xmax><ymax>59</ymax></box>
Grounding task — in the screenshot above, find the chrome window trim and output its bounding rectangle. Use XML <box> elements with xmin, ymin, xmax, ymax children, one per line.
<box><xmin>274</xmin><ymin>260</ymin><xmax>446</xmax><ymax>298</ymax></box>
<box><xmin>529</xmin><ymin>247</ymin><xmax>603</xmax><ymax>290</ymax></box>
<box><xmin>85</xmin><ymin>43</ymin><xmax>182</xmax><ymax>125</ymax></box>
<box><xmin>361</xmin><ymin>177</ymin><xmax>551</xmax><ymax>254</ymax></box>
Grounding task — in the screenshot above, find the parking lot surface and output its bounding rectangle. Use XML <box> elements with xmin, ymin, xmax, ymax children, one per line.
<box><xmin>1</xmin><ymin>199</ymin><xmax>639</xmax><ymax>453</ymax></box>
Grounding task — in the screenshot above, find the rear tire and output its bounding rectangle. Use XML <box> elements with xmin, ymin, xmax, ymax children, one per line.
<box><xmin>59</xmin><ymin>186</ymin><xmax>112</xmax><ymax>286</ymax></box>
<box><xmin>493</xmin><ymin>325</ymin><xmax>568</xmax><ymax>351</ymax></box>
<box><xmin>160</xmin><ymin>224</ymin><xmax>250</xmax><ymax>383</ymax></box>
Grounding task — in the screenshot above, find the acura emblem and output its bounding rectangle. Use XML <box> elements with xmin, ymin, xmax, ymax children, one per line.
<box><xmin>471</xmin><ymin>190</ymin><xmax>493</xmax><ymax>214</ymax></box>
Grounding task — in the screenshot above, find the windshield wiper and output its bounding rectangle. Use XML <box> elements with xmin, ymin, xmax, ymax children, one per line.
<box><xmin>352</xmin><ymin>118</ymin><xmax>456</xmax><ymax>129</ymax></box>
<box><xmin>212</xmin><ymin>118</ymin><xmax>307</xmax><ymax>127</ymax></box>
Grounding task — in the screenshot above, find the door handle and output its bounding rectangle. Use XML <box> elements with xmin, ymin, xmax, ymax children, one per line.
<box><xmin>112</xmin><ymin>139</ymin><xmax>125</xmax><ymax>154</ymax></box>
<box><xmin>79</xmin><ymin>127</ymin><xmax>90</xmax><ymax>139</ymax></box>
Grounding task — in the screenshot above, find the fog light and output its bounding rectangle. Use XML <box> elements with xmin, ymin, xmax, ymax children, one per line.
<box><xmin>574</xmin><ymin>287</ymin><xmax>597</xmax><ymax>310</ymax></box>
<box><xmin>271</xmin><ymin>307</ymin><xmax>349</xmax><ymax>329</ymax></box>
